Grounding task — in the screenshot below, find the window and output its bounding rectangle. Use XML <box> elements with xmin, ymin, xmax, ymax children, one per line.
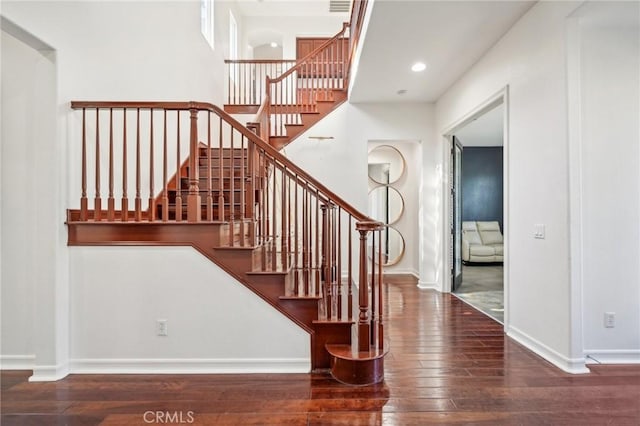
<box><xmin>201</xmin><ymin>0</ymin><xmax>215</xmax><ymax>49</ymax></box>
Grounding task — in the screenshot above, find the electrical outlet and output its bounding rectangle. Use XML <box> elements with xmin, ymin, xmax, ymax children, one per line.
<box><xmin>534</xmin><ymin>224</ymin><xmax>545</xmax><ymax>239</ymax></box>
<box><xmin>157</xmin><ymin>319</ymin><xmax>168</xmax><ymax>336</ymax></box>
<box><xmin>604</xmin><ymin>312</ymin><xmax>615</xmax><ymax>328</ymax></box>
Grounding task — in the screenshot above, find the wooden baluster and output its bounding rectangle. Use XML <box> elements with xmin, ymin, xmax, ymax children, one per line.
<box><xmin>187</xmin><ymin>107</ymin><xmax>200</xmax><ymax>222</ymax></box>
<box><xmin>323</xmin><ymin>47</ymin><xmax>328</xmax><ymax>99</ymax></box>
<box><xmin>148</xmin><ymin>109</ymin><xmax>155</xmax><ymax>221</ymax></box>
<box><xmin>370</xmin><ymin>230</ymin><xmax>377</xmax><ymax>346</ymax></box>
<box><xmin>261</xmin><ymin>150</ymin><xmax>268</xmax><ymax>270</ymax></box>
<box><xmin>333</xmin><ymin>41</ymin><xmax>338</xmax><ymax>90</ymax></box>
<box><xmin>321</xmin><ymin>203</ymin><xmax>331</xmax><ymax>319</ymax></box>
<box><xmin>294</xmin><ymin>177</ymin><xmax>300</xmax><ymax>295</ymax></box>
<box><xmin>240</xmin><ymin>134</ymin><xmax>246</xmax><ymax>245</ymax></box>
<box><xmin>348</xmin><ymin>215</ymin><xmax>353</xmax><ymax>321</ymax></box>
<box><xmin>357</xmin><ymin>224</ymin><xmax>371</xmax><ymax>352</ymax></box>
<box><xmin>134</xmin><ymin>108</ymin><xmax>142</xmax><ymax>221</ymax></box>
<box><xmin>94</xmin><ymin>109</ymin><xmax>101</xmax><ymax>221</ymax></box>
<box><xmin>270</xmin><ymin>157</ymin><xmax>277</xmax><ymax>270</ymax></box>
<box><xmin>281</xmin><ymin>165</ymin><xmax>288</xmax><ymax>268</ymax></box>
<box><xmin>378</xmin><ymin>227</ymin><xmax>384</xmax><ymax>350</ymax></box>
<box><xmin>218</xmin><ymin>117</ymin><xmax>224</xmax><ymax>221</ymax></box>
<box><xmin>301</xmin><ymin>185</ymin><xmax>308</xmax><ymax>291</ymax></box>
<box><xmin>80</xmin><ymin>108</ymin><xmax>88</xmax><ymax>221</ymax></box>
<box><xmin>248</xmin><ymin>141</ymin><xmax>256</xmax><ymax>245</ymax></box>
<box><xmin>122</xmin><ymin>108</ymin><xmax>128</xmax><ymax>222</ymax></box>
<box><xmin>206</xmin><ymin>112</ymin><xmax>213</xmax><ymax>222</ymax></box>
<box><xmin>229</xmin><ymin>126</ymin><xmax>235</xmax><ymax>246</ymax></box>
<box><xmin>107</xmin><ymin>108</ymin><xmax>115</xmax><ymax>221</ymax></box>
<box><xmin>287</xmin><ymin>174</ymin><xmax>293</xmax><ymax>272</ymax></box>
<box><xmin>175</xmin><ymin>111</ymin><xmax>182</xmax><ymax>222</ymax></box>
<box><xmin>309</xmin><ymin>189</ymin><xmax>322</xmax><ymax>296</ymax></box>
<box><xmin>337</xmin><ymin>207</ymin><xmax>342</xmax><ymax>320</ymax></box>
<box><xmin>162</xmin><ymin>110</ymin><xmax>168</xmax><ymax>222</ymax></box>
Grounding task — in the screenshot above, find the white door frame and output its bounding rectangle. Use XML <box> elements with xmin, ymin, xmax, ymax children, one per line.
<box><xmin>440</xmin><ymin>86</ymin><xmax>510</xmax><ymax>330</ymax></box>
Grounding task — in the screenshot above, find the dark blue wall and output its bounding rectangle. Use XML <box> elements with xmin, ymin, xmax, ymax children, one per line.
<box><xmin>461</xmin><ymin>147</ymin><xmax>503</xmax><ymax>231</ymax></box>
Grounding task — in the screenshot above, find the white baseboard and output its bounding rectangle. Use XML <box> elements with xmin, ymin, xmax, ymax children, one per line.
<box><xmin>507</xmin><ymin>326</ymin><xmax>590</xmax><ymax>374</ymax></box>
<box><xmin>417</xmin><ymin>280</ymin><xmax>438</xmax><ymax>290</ymax></box>
<box><xmin>0</xmin><ymin>354</ymin><xmax>35</xmax><ymax>370</ymax></box>
<box><xmin>69</xmin><ymin>358</ymin><xmax>311</xmax><ymax>374</ymax></box>
<box><xmin>584</xmin><ymin>350</ymin><xmax>640</xmax><ymax>364</ymax></box>
<box><xmin>384</xmin><ymin>269</ymin><xmax>419</xmax><ymax>278</ymax></box>
<box><xmin>29</xmin><ymin>362</ymin><xmax>70</xmax><ymax>382</ymax></box>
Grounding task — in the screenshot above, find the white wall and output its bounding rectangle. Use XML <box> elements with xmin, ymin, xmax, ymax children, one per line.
<box><xmin>368</xmin><ymin>141</ymin><xmax>421</xmax><ymax>276</ymax></box>
<box><xmin>0</xmin><ymin>1</ymin><xmax>309</xmax><ymax>379</ymax></box>
<box><xmin>243</xmin><ymin>15</ymin><xmax>346</xmax><ymax>59</ymax></box>
<box><xmin>70</xmin><ymin>247</ymin><xmax>309</xmax><ymax>372</ymax></box>
<box><xmin>283</xmin><ymin>102</ymin><xmax>435</xmax><ymax>283</ymax></box>
<box><xmin>575</xmin><ymin>2</ymin><xmax>640</xmax><ymax>363</ymax></box>
<box><xmin>0</xmin><ymin>29</ymin><xmax>56</xmax><ymax>369</ymax></box>
<box><xmin>435</xmin><ymin>1</ymin><xmax>587</xmax><ymax>373</ymax></box>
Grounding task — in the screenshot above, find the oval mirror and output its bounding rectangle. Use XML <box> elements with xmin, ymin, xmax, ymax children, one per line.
<box><xmin>368</xmin><ymin>186</ymin><xmax>404</xmax><ymax>225</ymax></box>
<box><xmin>367</xmin><ymin>145</ymin><xmax>405</xmax><ymax>184</ymax></box>
<box><xmin>374</xmin><ymin>225</ymin><xmax>405</xmax><ymax>266</ymax></box>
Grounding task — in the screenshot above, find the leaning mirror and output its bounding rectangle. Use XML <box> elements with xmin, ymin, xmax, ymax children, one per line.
<box><xmin>368</xmin><ymin>145</ymin><xmax>405</xmax><ymax>184</ymax></box>
<box><xmin>376</xmin><ymin>225</ymin><xmax>405</xmax><ymax>266</ymax></box>
<box><xmin>368</xmin><ymin>186</ymin><xmax>404</xmax><ymax>225</ymax></box>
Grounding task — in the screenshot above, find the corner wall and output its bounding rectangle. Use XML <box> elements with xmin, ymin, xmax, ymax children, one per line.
<box><xmin>574</xmin><ymin>2</ymin><xmax>640</xmax><ymax>364</ymax></box>
<box><xmin>435</xmin><ymin>1</ymin><xmax>586</xmax><ymax>373</ymax></box>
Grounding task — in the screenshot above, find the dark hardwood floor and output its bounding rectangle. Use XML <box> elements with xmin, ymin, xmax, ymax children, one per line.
<box><xmin>2</xmin><ymin>275</ymin><xmax>639</xmax><ymax>425</ymax></box>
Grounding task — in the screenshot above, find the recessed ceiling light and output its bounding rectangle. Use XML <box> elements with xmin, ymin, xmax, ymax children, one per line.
<box><xmin>411</xmin><ymin>62</ymin><xmax>427</xmax><ymax>72</ymax></box>
<box><xmin>270</xmin><ymin>42</ymin><xmax>278</xmax><ymax>48</ymax></box>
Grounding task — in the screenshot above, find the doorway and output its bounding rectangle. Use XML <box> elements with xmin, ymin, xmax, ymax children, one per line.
<box><xmin>448</xmin><ymin>102</ymin><xmax>505</xmax><ymax>324</ymax></box>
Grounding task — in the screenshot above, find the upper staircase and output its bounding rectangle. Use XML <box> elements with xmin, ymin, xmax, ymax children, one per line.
<box><xmin>65</xmin><ymin>0</ymin><xmax>383</xmax><ymax>385</ymax></box>
<box><xmin>224</xmin><ymin>21</ymin><xmax>352</xmax><ymax>149</ymax></box>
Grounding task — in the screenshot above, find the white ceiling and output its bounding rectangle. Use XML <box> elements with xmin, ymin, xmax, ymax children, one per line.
<box><xmin>350</xmin><ymin>0</ymin><xmax>536</xmax><ymax>103</ymax></box>
<box><xmin>454</xmin><ymin>103</ymin><xmax>503</xmax><ymax>147</ymax></box>
<box><xmin>232</xmin><ymin>0</ymin><xmax>535</xmax><ymax>102</ymax></box>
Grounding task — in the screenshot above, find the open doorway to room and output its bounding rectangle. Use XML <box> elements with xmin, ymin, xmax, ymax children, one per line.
<box><xmin>449</xmin><ymin>103</ymin><xmax>505</xmax><ymax>323</ymax></box>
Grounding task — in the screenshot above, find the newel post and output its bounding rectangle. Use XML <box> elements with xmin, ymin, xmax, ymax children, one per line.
<box><xmin>187</xmin><ymin>105</ymin><xmax>201</xmax><ymax>222</ymax></box>
<box><xmin>356</xmin><ymin>221</ymin><xmax>373</xmax><ymax>352</ymax></box>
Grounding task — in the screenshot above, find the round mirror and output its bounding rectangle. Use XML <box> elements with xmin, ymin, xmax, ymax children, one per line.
<box><xmin>375</xmin><ymin>225</ymin><xmax>405</xmax><ymax>266</ymax></box>
<box><xmin>368</xmin><ymin>186</ymin><xmax>404</xmax><ymax>225</ymax></box>
<box><xmin>368</xmin><ymin>145</ymin><xmax>405</xmax><ymax>184</ymax></box>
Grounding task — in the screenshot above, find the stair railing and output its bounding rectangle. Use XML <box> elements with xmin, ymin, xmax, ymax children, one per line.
<box><xmin>266</xmin><ymin>23</ymin><xmax>350</xmax><ymax>137</ymax></box>
<box><xmin>69</xmin><ymin>100</ymin><xmax>385</xmax><ymax>352</ymax></box>
<box><xmin>224</xmin><ymin>59</ymin><xmax>296</xmax><ymax>108</ymax></box>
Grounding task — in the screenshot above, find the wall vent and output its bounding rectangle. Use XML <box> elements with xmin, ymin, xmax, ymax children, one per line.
<box><xmin>329</xmin><ymin>0</ymin><xmax>350</xmax><ymax>13</ymax></box>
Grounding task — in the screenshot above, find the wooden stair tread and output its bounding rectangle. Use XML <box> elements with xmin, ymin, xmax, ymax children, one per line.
<box><xmin>325</xmin><ymin>343</ymin><xmax>389</xmax><ymax>361</ymax></box>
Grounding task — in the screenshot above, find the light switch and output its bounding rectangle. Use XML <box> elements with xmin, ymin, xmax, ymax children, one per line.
<box><xmin>534</xmin><ymin>224</ymin><xmax>545</xmax><ymax>239</ymax></box>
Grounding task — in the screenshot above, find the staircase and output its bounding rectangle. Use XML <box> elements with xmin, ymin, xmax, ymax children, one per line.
<box><xmin>65</xmin><ymin>1</ymin><xmax>383</xmax><ymax>385</ymax></box>
<box><xmin>224</xmin><ymin>23</ymin><xmax>350</xmax><ymax>149</ymax></box>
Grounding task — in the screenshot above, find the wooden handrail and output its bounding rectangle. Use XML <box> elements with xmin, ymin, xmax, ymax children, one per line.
<box><xmin>71</xmin><ymin>100</ymin><xmax>374</xmax><ymax>223</ymax></box>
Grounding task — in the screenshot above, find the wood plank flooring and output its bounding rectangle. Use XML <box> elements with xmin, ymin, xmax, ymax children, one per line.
<box><xmin>2</xmin><ymin>275</ymin><xmax>639</xmax><ymax>425</ymax></box>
